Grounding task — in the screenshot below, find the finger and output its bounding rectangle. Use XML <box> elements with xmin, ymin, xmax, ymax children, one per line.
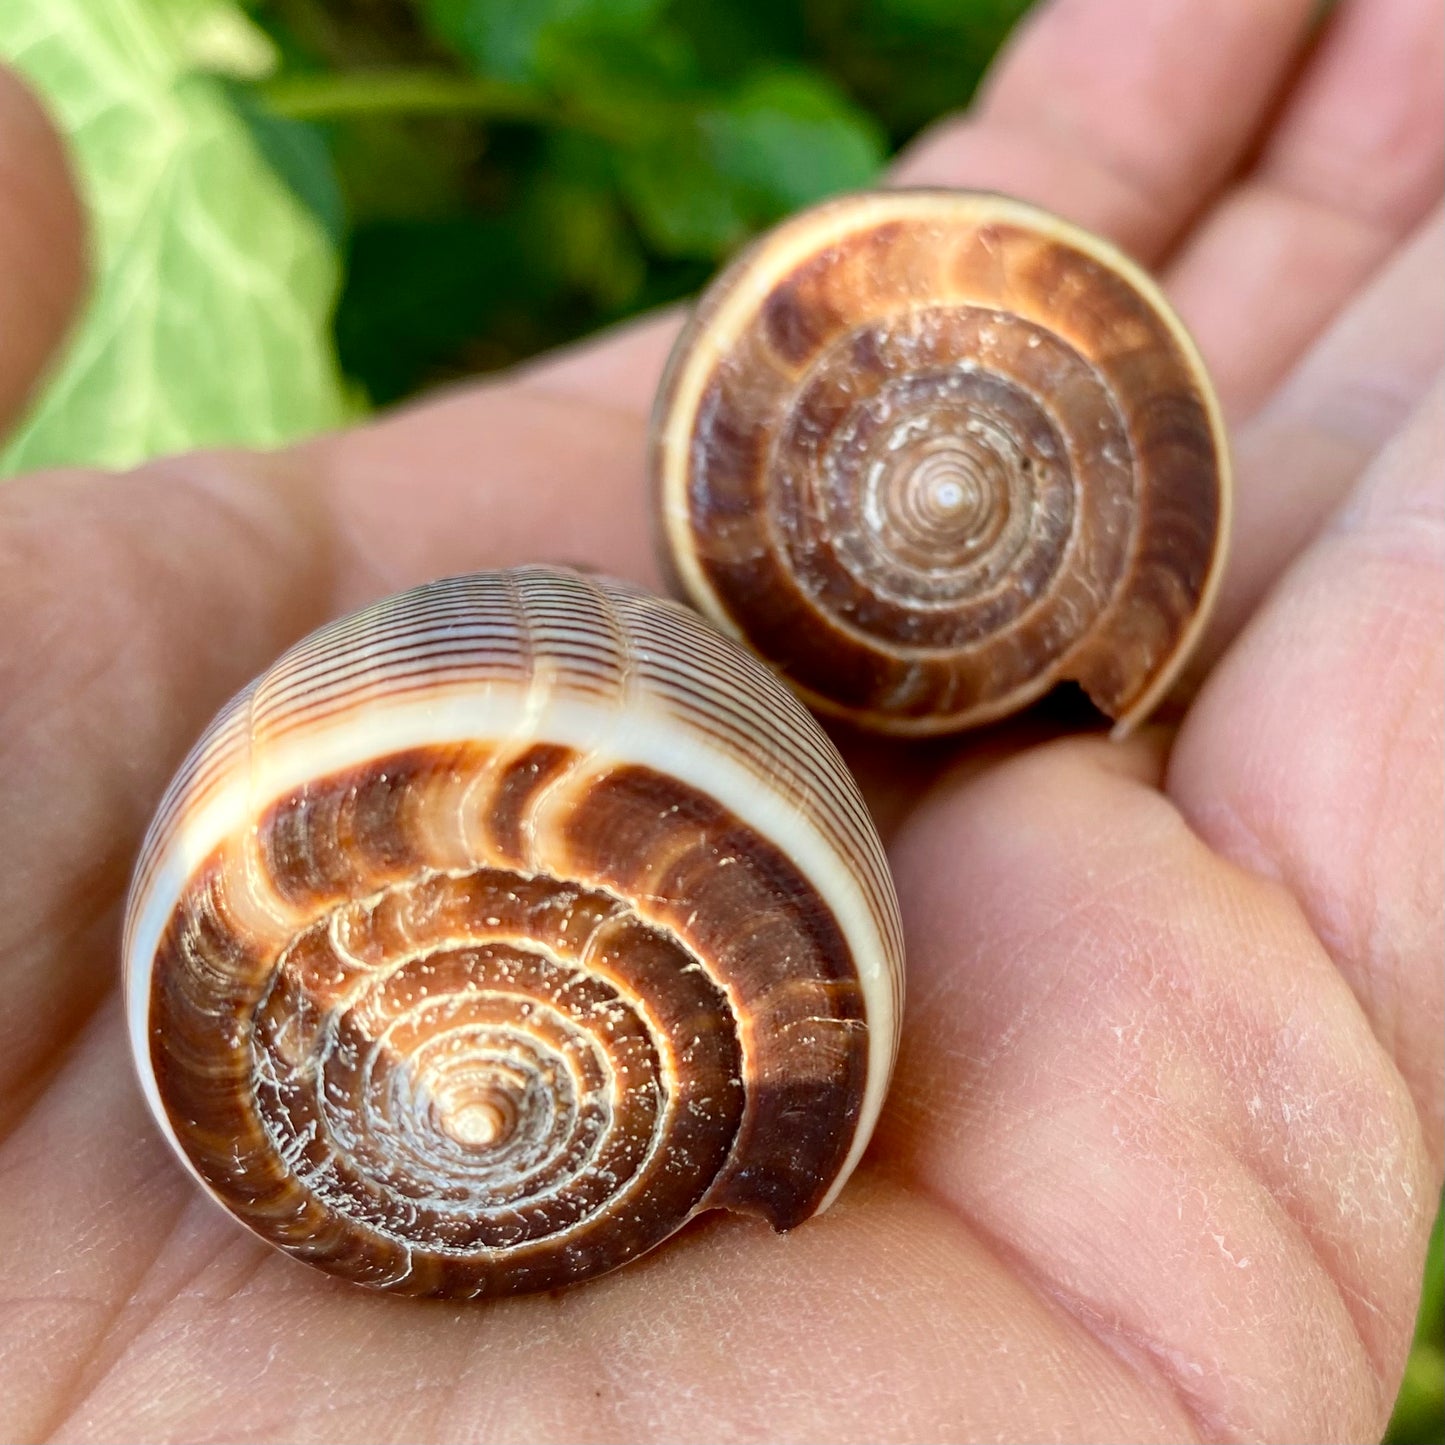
<box><xmin>884</xmin><ymin>735</ymin><xmax>1435</xmax><ymax>1441</ymax></box>
<box><xmin>893</xmin><ymin>0</ymin><xmax>1317</xmax><ymax>261</ymax></box>
<box><xmin>1170</xmin><ymin>381</ymin><xmax>1445</xmax><ymax>1162</ymax></box>
<box><xmin>0</xmin><ymin>66</ymin><xmax>86</xmax><ymax>433</ymax></box>
<box><xmin>1196</xmin><ymin>208</ymin><xmax>1444</xmax><ymax>663</ymax></box>
<box><xmin>1164</xmin><ymin>0</ymin><xmax>1444</xmax><ymax>416</ymax></box>
<box><xmin>519</xmin><ymin>309</ymin><xmax>683</xmax><ymax>416</ymax></box>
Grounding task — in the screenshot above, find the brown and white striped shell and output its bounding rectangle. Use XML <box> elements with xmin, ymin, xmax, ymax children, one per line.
<box><xmin>123</xmin><ymin>567</ymin><xmax>903</xmax><ymax>1297</ymax></box>
<box><xmin>651</xmin><ymin>189</ymin><xmax>1231</xmax><ymax>735</ymax></box>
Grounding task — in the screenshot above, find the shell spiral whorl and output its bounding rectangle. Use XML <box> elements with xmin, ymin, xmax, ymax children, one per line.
<box><xmin>651</xmin><ymin>189</ymin><xmax>1231</xmax><ymax>735</ymax></box>
<box><xmin>123</xmin><ymin>568</ymin><xmax>903</xmax><ymax>1297</ymax></box>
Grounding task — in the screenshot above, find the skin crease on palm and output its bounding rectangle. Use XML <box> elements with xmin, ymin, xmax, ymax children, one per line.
<box><xmin>0</xmin><ymin>0</ymin><xmax>1440</xmax><ymax>1439</ymax></box>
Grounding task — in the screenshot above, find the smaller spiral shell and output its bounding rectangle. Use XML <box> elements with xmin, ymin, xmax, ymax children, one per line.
<box><xmin>650</xmin><ymin>189</ymin><xmax>1231</xmax><ymax>735</ymax></box>
<box><xmin>123</xmin><ymin>568</ymin><xmax>903</xmax><ymax>1297</ymax></box>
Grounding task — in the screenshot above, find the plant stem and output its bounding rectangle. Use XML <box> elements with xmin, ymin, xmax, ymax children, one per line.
<box><xmin>258</xmin><ymin>69</ymin><xmax>561</xmax><ymax>127</ymax></box>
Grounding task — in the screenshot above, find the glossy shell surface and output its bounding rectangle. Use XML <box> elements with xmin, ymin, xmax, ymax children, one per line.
<box><xmin>123</xmin><ymin>568</ymin><xmax>903</xmax><ymax>1297</ymax></box>
<box><xmin>652</xmin><ymin>189</ymin><xmax>1231</xmax><ymax>734</ymax></box>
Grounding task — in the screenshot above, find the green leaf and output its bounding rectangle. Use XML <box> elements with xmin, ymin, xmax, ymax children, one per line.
<box><xmin>1418</xmin><ymin>1198</ymin><xmax>1445</xmax><ymax>1344</ymax></box>
<box><xmin>1386</xmin><ymin>1200</ymin><xmax>1445</xmax><ymax>1444</ymax></box>
<box><xmin>1386</xmin><ymin>1346</ymin><xmax>1445</xmax><ymax>1444</ymax></box>
<box><xmin>228</xmin><ymin>84</ymin><xmax>347</xmax><ymax>245</ymax></box>
<box><xmin>700</xmin><ymin>69</ymin><xmax>885</xmax><ymax>213</ymax></box>
<box><xmin>336</xmin><ymin>215</ymin><xmax>527</xmax><ymax>404</ymax></box>
<box><xmin>516</xmin><ymin>138</ymin><xmax>647</xmax><ymax>313</ymax></box>
<box><xmin>533</xmin><ymin>23</ymin><xmax>699</xmax><ymax>121</ymax></box>
<box><xmin>666</xmin><ymin>0</ymin><xmax>809</xmax><ymax>82</ymax></box>
<box><xmin>326</xmin><ymin>114</ymin><xmax>485</xmax><ymax>227</ymax></box>
<box><xmin>336</xmin><ymin>131</ymin><xmax>650</xmax><ymax>406</ymax></box>
<box><xmin>160</xmin><ymin>0</ymin><xmax>279</xmax><ymax>78</ymax></box>
<box><xmin>619</xmin><ymin>67</ymin><xmax>885</xmax><ymax>259</ymax></box>
<box><xmin>617</xmin><ymin>120</ymin><xmax>753</xmax><ymax>257</ymax></box>
<box><xmin>424</xmin><ymin>0</ymin><xmax>666</xmax><ymax>83</ymax></box>
<box><xmin>0</xmin><ymin>0</ymin><xmax>351</xmax><ymax>475</ymax></box>
<box><xmin>806</xmin><ymin>0</ymin><xmax>1032</xmax><ymax>141</ymax></box>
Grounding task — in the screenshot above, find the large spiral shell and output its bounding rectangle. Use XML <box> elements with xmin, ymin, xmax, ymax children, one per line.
<box><xmin>123</xmin><ymin>568</ymin><xmax>903</xmax><ymax>1297</ymax></box>
<box><xmin>651</xmin><ymin>189</ymin><xmax>1231</xmax><ymax>735</ymax></box>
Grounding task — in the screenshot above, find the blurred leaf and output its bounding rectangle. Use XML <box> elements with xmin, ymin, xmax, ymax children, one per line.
<box><xmin>1386</xmin><ymin>1346</ymin><xmax>1445</xmax><ymax>1444</ymax></box>
<box><xmin>336</xmin><ymin>129</ymin><xmax>651</xmax><ymax>404</ymax></box>
<box><xmin>152</xmin><ymin>0</ymin><xmax>281</xmax><ymax>76</ymax></box>
<box><xmin>327</xmin><ymin>112</ymin><xmax>490</xmax><ymax>222</ymax></box>
<box><xmin>423</xmin><ymin>0</ymin><xmax>666</xmax><ymax>82</ymax></box>
<box><xmin>249</xmin><ymin>0</ymin><xmax>452</xmax><ymax>71</ymax></box>
<box><xmin>869</xmin><ymin>0</ymin><xmax>1021</xmax><ymax>25</ymax></box>
<box><xmin>178</xmin><ymin>9</ymin><xmax>279</xmax><ymax>76</ymax></box>
<box><xmin>0</xmin><ymin>0</ymin><xmax>351</xmax><ymax>474</ymax></box>
<box><xmin>337</xmin><ymin>214</ymin><xmax>524</xmax><ymax>402</ymax></box>
<box><xmin>620</xmin><ymin>66</ymin><xmax>884</xmax><ymax>258</ymax></box>
<box><xmin>805</xmin><ymin>0</ymin><xmax>1032</xmax><ymax>140</ymax></box>
<box><xmin>618</xmin><ymin>120</ymin><xmax>753</xmax><ymax>256</ymax></box>
<box><xmin>229</xmin><ymin>84</ymin><xmax>347</xmax><ymax>243</ymax></box>
<box><xmin>668</xmin><ymin>0</ymin><xmax>810</xmax><ymax>81</ymax></box>
<box><xmin>1419</xmin><ymin>1200</ymin><xmax>1445</xmax><ymax>1340</ymax></box>
<box><xmin>534</xmin><ymin>22</ymin><xmax>699</xmax><ymax>123</ymax></box>
<box><xmin>1387</xmin><ymin>1202</ymin><xmax>1445</xmax><ymax>1444</ymax></box>
<box><xmin>516</xmin><ymin>136</ymin><xmax>647</xmax><ymax>312</ymax></box>
<box><xmin>701</xmin><ymin>69</ymin><xmax>884</xmax><ymax>211</ymax></box>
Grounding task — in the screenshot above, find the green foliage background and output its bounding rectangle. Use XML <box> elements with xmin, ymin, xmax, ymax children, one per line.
<box><xmin>0</xmin><ymin>2</ymin><xmax>1439</xmax><ymax>1437</ymax></box>
<box><xmin>0</xmin><ymin>0</ymin><xmax>1033</xmax><ymax>470</ymax></box>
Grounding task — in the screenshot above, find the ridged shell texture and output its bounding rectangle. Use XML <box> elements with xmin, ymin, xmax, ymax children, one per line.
<box><xmin>123</xmin><ymin>568</ymin><xmax>903</xmax><ymax>1296</ymax></box>
<box><xmin>652</xmin><ymin>189</ymin><xmax>1231</xmax><ymax>734</ymax></box>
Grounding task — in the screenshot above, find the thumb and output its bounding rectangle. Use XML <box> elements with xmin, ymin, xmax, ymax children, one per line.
<box><xmin>0</xmin><ymin>65</ymin><xmax>86</xmax><ymax>438</ymax></box>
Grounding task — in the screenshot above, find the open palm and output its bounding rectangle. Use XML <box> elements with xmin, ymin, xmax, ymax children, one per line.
<box><xmin>1</xmin><ymin>0</ymin><xmax>1440</xmax><ymax>1439</ymax></box>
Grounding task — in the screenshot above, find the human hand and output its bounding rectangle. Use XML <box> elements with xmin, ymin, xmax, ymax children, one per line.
<box><xmin>1</xmin><ymin>0</ymin><xmax>1439</xmax><ymax>1439</ymax></box>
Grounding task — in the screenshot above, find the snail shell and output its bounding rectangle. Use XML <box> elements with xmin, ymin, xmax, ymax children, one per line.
<box><xmin>650</xmin><ymin>189</ymin><xmax>1231</xmax><ymax>735</ymax></box>
<box><xmin>123</xmin><ymin>567</ymin><xmax>902</xmax><ymax>1297</ymax></box>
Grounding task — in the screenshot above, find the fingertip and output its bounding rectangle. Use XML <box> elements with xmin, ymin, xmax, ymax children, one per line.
<box><xmin>0</xmin><ymin>64</ymin><xmax>87</xmax><ymax>437</ymax></box>
<box><xmin>891</xmin><ymin>0</ymin><xmax>1318</xmax><ymax>262</ymax></box>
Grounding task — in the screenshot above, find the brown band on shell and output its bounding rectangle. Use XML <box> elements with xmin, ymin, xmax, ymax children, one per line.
<box><xmin>147</xmin><ymin>743</ymin><xmax>866</xmax><ymax>1296</ymax></box>
<box><xmin>562</xmin><ymin>764</ymin><xmax>867</xmax><ymax>1227</ymax></box>
<box><xmin>125</xmin><ymin>568</ymin><xmax>903</xmax><ymax>1297</ymax></box>
<box><xmin>651</xmin><ymin>191</ymin><xmax>1230</xmax><ymax>734</ymax></box>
